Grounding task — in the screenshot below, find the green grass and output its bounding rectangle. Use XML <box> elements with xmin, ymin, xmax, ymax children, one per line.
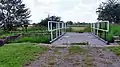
<box><xmin>108</xmin><ymin>46</ymin><xmax>120</xmax><ymax>56</ymax></box>
<box><xmin>0</xmin><ymin>29</ymin><xmax>50</xmax><ymax>43</ymax></box>
<box><xmin>109</xmin><ymin>24</ymin><xmax>120</xmax><ymax>36</ymax></box>
<box><xmin>106</xmin><ymin>24</ymin><xmax>120</xmax><ymax>42</ymax></box>
<box><xmin>8</xmin><ymin>30</ymin><xmax>49</xmax><ymax>35</ymax></box>
<box><xmin>69</xmin><ymin>46</ymin><xmax>85</xmax><ymax>54</ymax></box>
<box><xmin>26</xmin><ymin>26</ymin><xmax>47</xmax><ymax>31</ymax></box>
<box><xmin>16</xmin><ymin>25</ymin><xmax>47</xmax><ymax>31</ymax></box>
<box><xmin>97</xmin><ymin>24</ymin><xmax>120</xmax><ymax>42</ymax></box>
<box><xmin>0</xmin><ymin>33</ymin><xmax>17</xmax><ymax>38</ymax></box>
<box><xmin>0</xmin><ymin>43</ymin><xmax>48</xmax><ymax>67</ymax></box>
<box><xmin>9</xmin><ymin>35</ymin><xmax>50</xmax><ymax>43</ymax></box>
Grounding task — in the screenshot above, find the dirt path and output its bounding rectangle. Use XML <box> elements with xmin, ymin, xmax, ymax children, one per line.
<box><xmin>24</xmin><ymin>46</ymin><xmax>120</xmax><ymax>67</ymax></box>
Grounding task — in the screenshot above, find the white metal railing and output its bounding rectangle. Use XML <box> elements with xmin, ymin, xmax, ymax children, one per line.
<box><xmin>91</xmin><ymin>21</ymin><xmax>109</xmax><ymax>40</ymax></box>
<box><xmin>48</xmin><ymin>21</ymin><xmax>66</xmax><ymax>43</ymax></box>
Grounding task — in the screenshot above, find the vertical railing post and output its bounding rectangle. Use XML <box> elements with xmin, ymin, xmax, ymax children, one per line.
<box><xmin>93</xmin><ymin>23</ymin><xmax>95</xmax><ymax>34</ymax></box>
<box><xmin>65</xmin><ymin>23</ymin><xmax>67</xmax><ymax>32</ymax></box>
<box><xmin>62</xmin><ymin>23</ymin><xmax>63</xmax><ymax>35</ymax></box>
<box><xmin>50</xmin><ymin>21</ymin><xmax>53</xmax><ymax>41</ymax></box>
<box><xmin>91</xmin><ymin>23</ymin><xmax>92</xmax><ymax>33</ymax></box>
<box><xmin>58</xmin><ymin>23</ymin><xmax>60</xmax><ymax>36</ymax></box>
<box><xmin>60</xmin><ymin>23</ymin><xmax>61</xmax><ymax>35</ymax></box>
<box><xmin>48</xmin><ymin>21</ymin><xmax>50</xmax><ymax>31</ymax></box>
<box><xmin>56</xmin><ymin>22</ymin><xmax>58</xmax><ymax>38</ymax></box>
<box><xmin>107</xmin><ymin>21</ymin><xmax>109</xmax><ymax>32</ymax></box>
<box><xmin>97</xmin><ymin>22</ymin><xmax>99</xmax><ymax>36</ymax></box>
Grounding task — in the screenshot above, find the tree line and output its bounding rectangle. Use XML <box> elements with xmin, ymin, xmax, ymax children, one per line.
<box><xmin>35</xmin><ymin>16</ymin><xmax>88</xmax><ymax>27</ymax></box>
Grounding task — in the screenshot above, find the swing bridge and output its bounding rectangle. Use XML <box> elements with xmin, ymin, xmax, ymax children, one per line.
<box><xmin>48</xmin><ymin>21</ymin><xmax>109</xmax><ymax>46</ymax></box>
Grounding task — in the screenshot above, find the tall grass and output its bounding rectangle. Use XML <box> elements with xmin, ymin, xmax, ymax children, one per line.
<box><xmin>97</xmin><ymin>24</ymin><xmax>120</xmax><ymax>42</ymax></box>
<box><xmin>107</xmin><ymin>24</ymin><xmax>120</xmax><ymax>42</ymax></box>
<box><xmin>9</xmin><ymin>35</ymin><xmax>50</xmax><ymax>43</ymax></box>
<box><xmin>109</xmin><ymin>24</ymin><xmax>120</xmax><ymax>36</ymax></box>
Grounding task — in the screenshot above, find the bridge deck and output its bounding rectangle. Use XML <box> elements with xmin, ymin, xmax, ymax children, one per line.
<box><xmin>52</xmin><ymin>32</ymin><xmax>107</xmax><ymax>46</ymax></box>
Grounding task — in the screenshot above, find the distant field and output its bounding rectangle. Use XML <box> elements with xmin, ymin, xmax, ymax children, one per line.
<box><xmin>72</xmin><ymin>27</ymin><xmax>87</xmax><ymax>31</ymax></box>
<box><xmin>67</xmin><ymin>26</ymin><xmax>91</xmax><ymax>33</ymax></box>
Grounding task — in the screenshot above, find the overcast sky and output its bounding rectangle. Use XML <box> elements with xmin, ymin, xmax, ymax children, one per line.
<box><xmin>23</xmin><ymin>0</ymin><xmax>106</xmax><ymax>23</ymax></box>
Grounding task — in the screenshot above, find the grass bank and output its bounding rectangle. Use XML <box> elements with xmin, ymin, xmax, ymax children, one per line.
<box><xmin>0</xmin><ymin>43</ymin><xmax>48</xmax><ymax>67</ymax></box>
<box><xmin>9</xmin><ymin>35</ymin><xmax>50</xmax><ymax>43</ymax></box>
<box><xmin>107</xmin><ymin>24</ymin><xmax>120</xmax><ymax>42</ymax></box>
<box><xmin>108</xmin><ymin>46</ymin><xmax>120</xmax><ymax>56</ymax></box>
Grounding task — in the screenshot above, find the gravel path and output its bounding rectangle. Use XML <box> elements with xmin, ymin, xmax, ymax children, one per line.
<box><xmin>24</xmin><ymin>45</ymin><xmax>120</xmax><ymax>67</ymax></box>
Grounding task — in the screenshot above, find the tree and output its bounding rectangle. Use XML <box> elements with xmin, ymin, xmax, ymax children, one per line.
<box><xmin>0</xmin><ymin>0</ymin><xmax>31</xmax><ymax>31</ymax></box>
<box><xmin>16</xmin><ymin>4</ymin><xmax>31</xmax><ymax>32</ymax></box>
<box><xmin>96</xmin><ymin>0</ymin><xmax>120</xmax><ymax>24</ymax></box>
<box><xmin>40</xmin><ymin>16</ymin><xmax>61</xmax><ymax>27</ymax></box>
<box><xmin>66</xmin><ymin>21</ymin><xmax>73</xmax><ymax>25</ymax></box>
